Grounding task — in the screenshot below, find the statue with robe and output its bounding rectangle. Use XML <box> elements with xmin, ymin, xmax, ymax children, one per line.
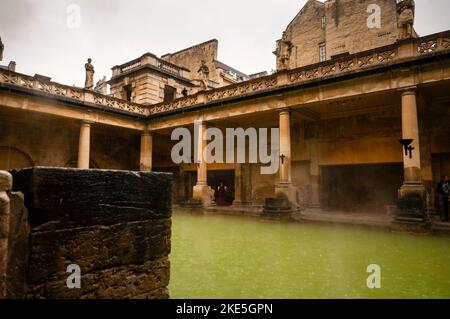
<box><xmin>397</xmin><ymin>0</ymin><xmax>415</xmax><ymax>39</ymax></box>
<box><xmin>197</xmin><ymin>60</ymin><xmax>210</xmax><ymax>90</ymax></box>
<box><xmin>277</xmin><ymin>32</ymin><xmax>293</xmax><ymax>69</ymax></box>
<box><xmin>0</xmin><ymin>37</ymin><xmax>4</xmax><ymax>62</ymax></box>
<box><xmin>84</xmin><ymin>58</ymin><xmax>95</xmax><ymax>89</ymax></box>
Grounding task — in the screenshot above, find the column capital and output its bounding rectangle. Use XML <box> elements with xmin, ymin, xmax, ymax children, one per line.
<box><xmin>81</xmin><ymin>120</ymin><xmax>94</xmax><ymax>126</ymax></box>
<box><xmin>141</xmin><ymin>130</ymin><xmax>153</xmax><ymax>137</ymax></box>
<box><xmin>195</xmin><ymin>119</ymin><xmax>207</xmax><ymax>125</ymax></box>
<box><xmin>279</xmin><ymin>108</ymin><xmax>291</xmax><ymax>115</ymax></box>
<box><xmin>399</xmin><ymin>86</ymin><xmax>417</xmax><ymax>96</ymax></box>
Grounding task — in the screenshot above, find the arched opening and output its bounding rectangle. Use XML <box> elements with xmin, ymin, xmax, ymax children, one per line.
<box><xmin>0</xmin><ymin>146</ymin><xmax>34</xmax><ymax>170</ymax></box>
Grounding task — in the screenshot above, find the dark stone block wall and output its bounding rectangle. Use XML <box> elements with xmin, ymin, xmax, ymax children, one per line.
<box><xmin>6</xmin><ymin>192</ymin><xmax>29</xmax><ymax>298</ymax></box>
<box><xmin>11</xmin><ymin>167</ymin><xmax>172</xmax><ymax>299</ymax></box>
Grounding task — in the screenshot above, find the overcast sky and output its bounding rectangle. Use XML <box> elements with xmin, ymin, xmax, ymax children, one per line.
<box><xmin>1</xmin><ymin>0</ymin><xmax>449</xmax><ymax>86</ymax></box>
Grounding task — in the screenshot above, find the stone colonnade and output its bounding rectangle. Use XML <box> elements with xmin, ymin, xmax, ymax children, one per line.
<box><xmin>75</xmin><ymin>89</ymin><xmax>425</xmax><ymax>212</ymax></box>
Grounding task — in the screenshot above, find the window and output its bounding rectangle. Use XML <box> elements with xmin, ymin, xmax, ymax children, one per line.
<box><xmin>164</xmin><ymin>85</ymin><xmax>176</xmax><ymax>103</ymax></box>
<box><xmin>319</xmin><ymin>44</ymin><xmax>327</xmax><ymax>62</ymax></box>
<box><xmin>321</xmin><ymin>16</ymin><xmax>327</xmax><ymax>29</ymax></box>
<box><xmin>123</xmin><ymin>85</ymin><xmax>132</xmax><ymax>102</ymax></box>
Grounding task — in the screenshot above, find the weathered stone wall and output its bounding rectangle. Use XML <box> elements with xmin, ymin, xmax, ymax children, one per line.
<box><xmin>162</xmin><ymin>40</ymin><xmax>221</xmax><ymax>84</ymax></box>
<box><xmin>9</xmin><ymin>167</ymin><xmax>172</xmax><ymax>299</ymax></box>
<box><xmin>110</xmin><ymin>72</ymin><xmax>190</xmax><ymax>105</ymax></box>
<box><xmin>324</xmin><ymin>0</ymin><xmax>400</xmax><ymax>60</ymax></box>
<box><xmin>279</xmin><ymin>0</ymin><xmax>401</xmax><ymax>69</ymax></box>
<box><xmin>278</xmin><ymin>0</ymin><xmax>326</xmax><ymax>69</ymax></box>
<box><xmin>0</xmin><ymin>171</ymin><xmax>12</xmax><ymax>298</ymax></box>
<box><xmin>6</xmin><ymin>191</ymin><xmax>29</xmax><ymax>298</ymax></box>
<box><xmin>0</xmin><ymin>170</ymin><xmax>29</xmax><ymax>299</ymax></box>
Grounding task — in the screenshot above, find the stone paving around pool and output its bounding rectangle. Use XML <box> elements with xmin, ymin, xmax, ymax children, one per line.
<box><xmin>174</xmin><ymin>205</ymin><xmax>450</xmax><ymax>235</ymax></box>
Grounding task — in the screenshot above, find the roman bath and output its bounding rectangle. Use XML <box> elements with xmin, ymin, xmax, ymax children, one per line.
<box><xmin>1</xmin><ymin>0</ymin><xmax>450</xmax><ymax>299</ymax></box>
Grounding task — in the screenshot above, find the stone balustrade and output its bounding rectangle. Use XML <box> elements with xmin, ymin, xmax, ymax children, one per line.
<box><xmin>148</xmin><ymin>31</ymin><xmax>450</xmax><ymax>116</ymax></box>
<box><xmin>1</xmin><ymin>32</ymin><xmax>449</xmax><ymax>119</ymax></box>
<box><xmin>0</xmin><ymin>70</ymin><xmax>149</xmax><ymax>116</ymax></box>
<box><xmin>111</xmin><ymin>53</ymin><xmax>191</xmax><ymax>80</ymax></box>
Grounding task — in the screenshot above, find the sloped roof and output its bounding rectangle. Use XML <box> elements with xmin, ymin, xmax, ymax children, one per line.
<box><xmin>214</xmin><ymin>60</ymin><xmax>248</xmax><ymax>79</ymax></box>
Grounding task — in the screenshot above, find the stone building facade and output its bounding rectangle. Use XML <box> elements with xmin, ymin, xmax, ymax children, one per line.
<box><xmin>275</xmin><ymin>0</ymin><xmax>413</xmax><ymax>69</ymax></box>
<box><xmin>0</xmin><ymin>0</ymin><xmax>449</xmax><ymax>222</ymax></box>
<box><xmin>108</xmin><ymin>40</ymin><xmax>248</xmax><ymax>105</ymax></box>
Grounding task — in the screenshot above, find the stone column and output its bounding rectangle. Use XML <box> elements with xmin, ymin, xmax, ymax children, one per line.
<box><xmin>310</xmin><ymin>142</ymin><xmax>321</xmax><ymax>208</ymax></box>
<box><xmin>401</xmin><ymin>90</ymin><xmax>422</xmax><ymax>183</ymax></box>
<box><xmin>193</xmin><ymin>121</ymin><xmax>211</xmax><ymax>206</ymax></box>
<box><xmin>178</xmin><ymin>165</ymin><xmax>186</xmax><ymax>203</ymax></box>
<box><xmin>235</xmin><ymin>164</ymin><xmax>252</xmax><ymax>206</ymax></box>
<box><xmin>0</xmin><ymin>171</ymin><xmax>12</xmax><ymax>298</ymax></box>
<box><xmin>275</xmin><ymin>109</ymin><xmax>298</xmax><ymax>208</ymax></box>
<box><xmin>77</xmin><ymin>121</ymin><xmax>92</xmax><ymax>169</ymax></box>
<box><xmin>397</xmin><ymin>89</ymin><xmax>427</xmax><ymax>224</ymax></box>
<box><xmin>140</xmin><ymin>131</ymin><xmax>153</xmax><ymax>171</ymax></box>
<box><xmin>279</xmin><ymin>109</ymin><xmax>292</xmax><ymax>184</ymax></box>
<box><xmin>234</xmin><ymin>164</ymin><xmax>243</xmax><ymax>205</ymax></box>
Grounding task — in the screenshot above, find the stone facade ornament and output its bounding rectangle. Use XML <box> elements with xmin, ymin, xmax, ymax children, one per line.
<box><xmin>397</xmin><ymin>0</ymin><xmax>415</xmax><ymax>39</ymax></box>
<box><xmin>277</xmin><ymin>32</ymin><xmax>293</xmax><ymax>70</ymax></box>
<box><xmin>94</xmin><ymin>76</ymin><xmax>107</xmax><ymax>94</ymax></box>
<box><xmin>0</xmin><ymin>37</ymin><xmax>4</xmax><ymax>62</ymax></box>
<box><xmin>197</xmin><ymin>60</ymin><xmax>210</xmax><ymax>90</ymax></box>
<box><xmin>84</xmin><ymin>58</ymin><xmax>95</xmax><ymax>89</ymax></box>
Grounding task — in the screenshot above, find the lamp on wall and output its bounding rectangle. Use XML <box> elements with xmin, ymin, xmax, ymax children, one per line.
<box><xmin>399</xmin><ymin>139</ymin><xmax>414</xmax><ymax>159</ymax></box>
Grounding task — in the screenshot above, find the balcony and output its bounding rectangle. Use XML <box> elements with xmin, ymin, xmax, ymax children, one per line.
<box><xmin>111</xmin><ymin>53</ymin><xmax>191</xmax><ymax>80</ymax></box>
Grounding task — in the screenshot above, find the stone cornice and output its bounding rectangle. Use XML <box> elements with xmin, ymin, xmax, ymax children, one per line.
<box><xmin>0</xmin><ymin>31</ymin><xmax>449</xmax><ymax>124</ymax></box>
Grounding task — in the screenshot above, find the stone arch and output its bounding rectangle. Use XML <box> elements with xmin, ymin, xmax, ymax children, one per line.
<box><xmin>0</xmin><ymin>146</ymin><xmax>34</xmax><ymax>170</ymax></box>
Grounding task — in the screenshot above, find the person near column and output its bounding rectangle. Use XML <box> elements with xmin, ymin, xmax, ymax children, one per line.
<box><xmin>215</xmin><ymin>181</ymin><xmax>228</xmax><ymax>206</ymax></box>
<box><xmin>437</xmin><ymin>175</ymin><xmax>450</xmax><ymax>222</ymax></box>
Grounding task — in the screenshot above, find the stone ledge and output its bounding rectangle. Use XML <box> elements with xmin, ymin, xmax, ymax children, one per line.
<box><xmin>11</xmin><ymin>167</ymin><xmax>173</xmax><ymax>227</ymax></box>
<box><xmin>27</xmin><ymin>257</ymin><xmax>170</xmax><ymax>299</ymax></box>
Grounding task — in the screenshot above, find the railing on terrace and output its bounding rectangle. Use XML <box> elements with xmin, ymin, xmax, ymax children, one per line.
<box><xmin>0</xmin><ymin>69</ymin><xmax>149</xmax><ymax>116</ymax></box>
<box><xmin>148</xmin><ymin>31</ymin><xmax>450</xmax><ymax>116</ymax></box>
<box><xmin>120</xmin><ymin>59</ymin><xmax>141</xmax><ymax>73</ymax></box>
<box><xmin>112</xmin><ymin>53</ymin><xmax>189</xmax><ymax>79</ymax></box>
<box><xmin>1</xmin><ymin>32</ymin><xmax>449</xmax><ymax>118</ymax></box>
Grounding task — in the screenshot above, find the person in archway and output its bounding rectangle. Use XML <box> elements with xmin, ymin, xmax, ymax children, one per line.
<box><xmin>437</xmin><ymin>175</ymin><xmax>450</xmax><ymax>222</ymax></box>
<box><xmin>215</xmin><ymin>181</ymin><xmax>228</xmax><ymax>206</ymax></box>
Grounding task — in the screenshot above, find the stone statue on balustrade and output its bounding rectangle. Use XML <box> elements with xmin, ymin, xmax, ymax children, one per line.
<box><xmin>0</xmin><ymin>37</ymin><xmax>4</xmax><ymax>62</ymax></box>
<box><xmin>276</xmin><ymin>32</ymin><xmax>293</xmax><ymax>70</ymax></box>
<box><xmin>84</xmin><ymin>58</ymin><xmax>95</xmax><ymax>89</ymax></box>
<box><xmin>197</xmin><ymin>60</ymin><xmax>210</xmax><ymax>90</ymax></box>
<box><xmin>397</xmin><ymin>0</ymin><xmax>415</xmax><ymax>39</ymax></box>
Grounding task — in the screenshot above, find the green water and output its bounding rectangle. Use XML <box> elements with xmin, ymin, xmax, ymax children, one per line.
<box><xmin>169</xmin><ymin>214</ymin><xmax>450</xmax><ymax>299</ymax></box>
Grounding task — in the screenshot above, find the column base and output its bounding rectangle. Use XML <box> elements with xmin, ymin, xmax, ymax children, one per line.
<box><xmin>395</xmin><ymin>182</ymin><xmax>430</xmax><ymax>226</ymax></box>
<box><xmin>232</xmin><ymin>201</ymin><xmax>252</xmax><ymax>206</ymax></box>
<box><xmin>275</xmin><ymin>183</ymin><xmax>299</xmax><ymax>210</ymax></box>
<box><xmin>193</xmin><ymin>184</ymin><xmax>213</xmax><ymax>208</ymax></box>
<box><xmin>306</xmin><ymin>204</ymin><xmax>322</xmax><ymax>213</ymax></box>
<box><xmin>262</xmin><ymin>183</ymin><xmax>298</xmax><ymax>219</ymax></box>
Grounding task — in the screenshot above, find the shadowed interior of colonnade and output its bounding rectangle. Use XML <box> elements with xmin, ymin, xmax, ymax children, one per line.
<box><xmin>149</xmin><ymin>81</ymin><xmax>450</xmax><ymax>219</ymax></box>
<box><xmin>0</xmin><ymin>107</ymin><xmax>142</xmax><ymax>172</ymax></box>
